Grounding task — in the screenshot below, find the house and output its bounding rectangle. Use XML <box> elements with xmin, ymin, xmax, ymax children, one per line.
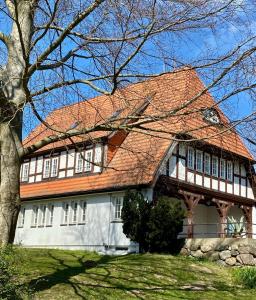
<box><xmin>15</xmin><ymin>68</ymin><xmax>256</xmax><ymax>254</ymax></box>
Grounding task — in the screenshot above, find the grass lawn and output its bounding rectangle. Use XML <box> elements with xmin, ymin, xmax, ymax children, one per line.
<box><xmin>15</xmin><ymin>248</ymin><xmax>256</xmax><ymax>299</ymax></box>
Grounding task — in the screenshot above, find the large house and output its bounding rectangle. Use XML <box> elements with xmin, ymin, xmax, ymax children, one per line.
<box><xmin>15</xmin><ymin>68</ymin><xmax>256</xmax><ymax>253</ymax></box>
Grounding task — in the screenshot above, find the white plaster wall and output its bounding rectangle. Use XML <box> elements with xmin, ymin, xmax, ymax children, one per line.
<box><xmin>15</xmin><ymin>192</ymin><xmax>138</xmax><ymax>253</ymax></box>
<box><xmin>94</xmin><ymin>144</ymin><xmax>102</xmax><ymax>173</ymax></box>
<box><xmin>178</xmin><ymin>158</ymin><xmax>186</xmax><ymax>181</ymax></box>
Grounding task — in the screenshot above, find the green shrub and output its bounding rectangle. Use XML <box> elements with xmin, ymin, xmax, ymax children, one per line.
<box><xmin>122</xmin><ymin>191</ymin><xmax>185</xmax><ymax>253</ymax></box>
<box><xmin>0</xmin><ymin>246</ymin><xmax>32</xmax><ymax>299</ymax></box>
<box><xmin>122</xmin><ymin>190</ymin><xmax>152</xmax><ymax>252</ymax></box>
<box><xmin>234</xmin><ymin>267</ymin><xmax>256</xmax><ymax>289</ymax></box>
<box><xmin>147</xmin><ymin>197</ymin><xmax>185</xmax><ymax>253</ymax></box>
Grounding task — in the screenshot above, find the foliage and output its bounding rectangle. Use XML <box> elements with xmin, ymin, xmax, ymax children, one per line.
<box><xmin>227</xmin><ymin>216</ymin><xmax>245</xmax><ymax>237</ymax></box>
<box><xmin>122</xmin><ymin>190</ymin><xmax>152</xmax><ymax>252</ymax></box>
<box><xmin>122</xmin><ymin>191</ymin><xmax>185</xmax><ymax>253</ymax></box>
<box><xmin>147</xmin><ymin>197</ymin><xmax>185</xmax><ymax>253</ymax></box>
<box><xmin>0</xmin><ymin>246</ymin><xmax>32</xmax><ymax>300</ymax></box>
<box><xmin>234</xmin><ymin>267</ymin><xmax>256</xmax><ymax>289</ymax></box>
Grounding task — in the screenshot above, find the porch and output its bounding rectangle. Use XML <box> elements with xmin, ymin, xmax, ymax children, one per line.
<box><xmin>155</xmin><ymin>175</ymin><xmax>256</xmax><ymax>239</ymax></box>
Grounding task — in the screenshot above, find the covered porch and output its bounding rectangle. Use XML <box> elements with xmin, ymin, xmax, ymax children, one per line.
<box><xmin>155</xmin><ymin>175</ymin><xmax>255</xmax><ymax>239</ymax></box>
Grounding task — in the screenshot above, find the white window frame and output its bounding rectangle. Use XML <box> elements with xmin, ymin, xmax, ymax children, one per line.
<box><xmin>46</xmin><ymin>204</ymin><xmax>54</xmax><ymax>226</ymax></box>
<box><xmin>21</xmin><ymin>163</ymin><xmax>29</xmax><ymax>182</ymax></box>
<box><xmin>220</xmin><ymin>159</ymin><xmax>226</xmax><ymax>180</ymax></box>
<box><xmin>43</xmin><ymin>159</ymin><xmax>51</xmax><ymax>178</ymax></box>
<box><xmin>71</xmin><ymin>201</ymin><xmax>79</xmax><ymax>224</ymax></box>
<box><xmin>62</xmin><ymin>202</ymin><xmax>70</xmax><ymax>225</ymax></box>
<box><xmin>204</xmin><ymin>153</ymin><xmax>211</xmax><ymax>175</ymax></box>
<box><xmin>79</xmin><ymin>201</ymin><xmax>87</xmax><ymax>224</ymax></box>
<box><xmin>39</xmin><ymin>204</ymin><xmax>47</xmax><ymax>226</ymax></box>
<box><xmin>227</xmin><ymin>161</ymin><xmax>233</xmax><ymax>182</ymax></box>
<box><xmin>187</xmin><ymin>147</ymin><xmax>194</xmax><ymax>170</ymax></box>
<box><xmin>196</xmin><ymin>150</ymin><xmax>203</xmax><ymax>172</ymax></box>
<box><xmin>84</xmin><ymin>149</ymin><xmax>93</xmax><ymax>172</ymax></box>
<box><xmin>75</xmin><ymin>152</ymin><xmax>84</xmax><ymax>173</ymax></box>
<box><xmin>112</xmin><ymin>196</ymin><xmax>123</xmax><ymax>221</ymax></box>
<box><xmin>212</xmin><ymin>156</ymin><xmax>218</xmax><ymax>177</ymax></box>
<box><xmin>51</xmin><ymin>157</ymin><xmax>59</xmax><ymax>177</ymax></box>
<box><xmin>18</xmin><ymin>207</ymin><xmax>26</xmax><ymax>228</ymax></box>
<box><xmin>31</xmin><ymin>205</ymin><xmax>39</xmax><ymax>227</ymax></box>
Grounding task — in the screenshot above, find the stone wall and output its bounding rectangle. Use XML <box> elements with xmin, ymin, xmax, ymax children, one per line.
<box><xmin>181</xmin><ymin>238</ymin><xmax>256</xmax><ymax>266</ymax></box>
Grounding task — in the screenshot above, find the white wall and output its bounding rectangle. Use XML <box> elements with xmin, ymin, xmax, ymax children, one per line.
<box><xmin>15</xmin><ymin>191</ymin><xmax>145</xmax><ymax>254</ymax></box>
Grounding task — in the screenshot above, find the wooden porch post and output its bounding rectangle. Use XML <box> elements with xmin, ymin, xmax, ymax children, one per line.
<box><xmin>179</xmin><ymin>190</ymin><xmax>204</xmax><ymax>238</ymax></box>
<box><xmin>241</xmin><ymin>205</ymin><xmax>253</xmax><ymax>238</ymax></box>
<box><xmin>212</xmin><ymin>199</ymin><xmax>233</xmax><ymax>238</ymax></box>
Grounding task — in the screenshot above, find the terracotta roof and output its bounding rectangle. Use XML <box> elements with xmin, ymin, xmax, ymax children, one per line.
<box><xmin>21</xmin><ymin>68</ymin><xmax>254</xmax><ymax>199</ymax></box>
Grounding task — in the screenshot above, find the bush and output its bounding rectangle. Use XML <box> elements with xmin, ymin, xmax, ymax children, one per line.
<box><xmin>0</xmin><ymin>246</ymin><xmax>32</xmax><ymax>299</ymax></box>
<box><xmin>122</xmin><ymin>191</ymin><xmax>185</xmax><ymax>253</ymax></box>
<box><xmin>234</xmin><ymin>267</ymin><xmax>256</xmax><ymax>289</ymax></box>
<box><xmin>122</xmin><ymin>190</ymin><xmax>151</xmax><ymax>252</ymax></box>
<box><xmin>147</xmin><ymin>197</ymin><xmax>185</xmax><ymax>253</ymax></box>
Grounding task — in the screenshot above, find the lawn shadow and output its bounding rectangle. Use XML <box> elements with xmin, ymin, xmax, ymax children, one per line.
<box><xmin>27</xmin><ymin>251</ymin><xmax>241</xmax><ymax>300</ymax></box>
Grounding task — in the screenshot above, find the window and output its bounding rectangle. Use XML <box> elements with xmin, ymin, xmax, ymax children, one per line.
<box><xmin>62</xmin><ymin>203</ymin><xmax>70</xmax><ymax>225</ymax></box>
<box><xmin>187</xmin><ymin>147</ymin><xmax>194</xmax><ymax>169</ymax></box>
<box><xmin>196</xmin><ymin>150</ymin><xmax>203</xmax><ymax>172</ymax></box>
<box><xmin>202</xmin><ymin>108</ymin><xmax>220</xmax><ymax>124</ymax></box>
<box><xmin>75</xmin><ymin>152</ymin><xmax>83</xmax><ymax>173</ymax></box>
<box><xmin>47</xmin><ymin>204</ymin><xmax>54</xmax><ymax>226</ymax></box>
<box><xmin>204</xmin><ymin>153</ymin><xmax>211</xmax><ymax>175</ymax></box>
<box><xmin>212</xmin><ymin>156</ymin><xmax>218</xmax><ymax>177</ymax></box>
<box><xmin>80</xmin><ymin>201</ymin><xmax>87</xmax><ymax>223</ymax></box>
<box><xmin>21</xmin><ymin>163</ymin><xmax>29</xmax><ymax>182</ymax></box>
<box><xmin>51</xmin><ymin>157</ymin><xmax>59</xmax><ymax>177</ymax></box>
<box><xmin>18</xmin><ymin>207</ymin><xmax>26</xmax><ymax>228</ymax></box>
<box><xmin>32</xmin><ymin>206</ymin><xmax>39</xmax><ymax>227</ymax></box>
<box><xmin>43</xmin><ymin>159</ymin><xmax>50</xmax><ymax>178</ymax></box>
<box><xmin>71</xmin><ymin>202</ymin><xmax>78</xmax><ymax>224</ymax></box>
<box><xmin>84</xmin><ymin>150</ymin><xmax>93</xmax><ymax>172</ymax></box>
<box><xmin>227</xmin><ymin>161</ymin><xmax>233</xmax><ymax>181</ymax></box>
<box><xmin>220</xmin><ymin>159</ymin><xmax>226</xmax><ymax>179</ymax></box>
<box><xmin>112</xmin><ymin>196</ymin><xmax>123</xmax><ymax>220</ymax></box>
<box><xmin>40</xmin><ymin>205</ymin><xmax>47</xmax><ymax>226</ymax></box>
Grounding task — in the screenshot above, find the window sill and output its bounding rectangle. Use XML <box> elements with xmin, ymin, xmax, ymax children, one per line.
<box><xmin>111</xmin><ymin>220</ymin><xmax>122</xmax><ymax>223</ymax></box>
<box><xmin>60</xmin><ymin>224</ymin><xmax>68</xmax><ymax>226</ymax></box>
<box><xmin>45</xmin><ymin>225</ymin><xmax>53</xmax><ymax>227</ymax></box>
<box><xmin>30</xmin><ymin>226</ymin><xmax>37</xmax><ymax>228</ymax></box>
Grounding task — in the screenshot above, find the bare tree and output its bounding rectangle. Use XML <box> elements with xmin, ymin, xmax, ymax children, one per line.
<box><xmin>0</xmin><ymin>0</ymin><xmax>255</xmax><ymax>245</ymax></box>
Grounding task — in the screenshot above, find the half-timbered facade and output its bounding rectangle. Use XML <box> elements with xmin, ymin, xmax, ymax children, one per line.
<box><xmin>15</xmin><ymin>68</ymin><xmax>256</xmax><ymax>253</ymax></box>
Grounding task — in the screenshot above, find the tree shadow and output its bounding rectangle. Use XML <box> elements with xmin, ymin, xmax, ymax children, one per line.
<box><xmin>27</xmin><ymin>250</ymin><xmax>242</xmax><ymax>300</ymax></box>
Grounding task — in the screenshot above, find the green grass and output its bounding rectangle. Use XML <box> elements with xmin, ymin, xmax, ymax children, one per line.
<box><xmin>13</xmin><ymin>248</ymin><xmax>256</xmax><ymax>299</ymax></box>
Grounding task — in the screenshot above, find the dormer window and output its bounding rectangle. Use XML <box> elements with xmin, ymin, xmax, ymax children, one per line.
<box><xmin>202</xmin><ymin>108</ymin><xmax>220</xmax><ymax>124</ymax></box>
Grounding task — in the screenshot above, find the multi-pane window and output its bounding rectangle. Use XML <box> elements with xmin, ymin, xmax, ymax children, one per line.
<box><xmin>81</xmin><ymin>201</ymin><xmax>87</xmax><ymax>223</ymax></box>
<box><xmin>220</xmin><ymin>159</ymin><xmax>226</xmax><ymax>179</ymax></box>
<box><xmin>84</xmin><ymin>150</ymin><xmax>93</xmax><ymax>172</ymax></box>
<box><xmin>63</xmin><ymin>203</ymin><xmax>69</xmax><ymax>225</ymax></box>
<box><xmin>204</xmin><ymin>153</ymin><xmax>211</xmax><ymax>175</ymax></box>
<box><xmin>43</xmin><ymin>159</ymin><xmax>51</xmax><ymax>178</ymax></box>
<box><xmin>18</xmin><ymin>207</ymin><xmax>26</xmax><ymax>228</ymax></box>
<box><xmin>72</xmin><ymin>202</ymin><xmax>78</xmax><ymax>223</ymax></box>
<box><xmin>21</xmin><ymin>163</ymin><xmax>29</xmax><ymax>182</ymax></box>
<box><xmin>196</xmin><ymin>151</ymin><xmax>203</xmax><ymax>172</ymax></box>
<box><xmin>75</xmin><ymin>153</ymin><xmax>83</xmax><ymax>173</ymax></box>
<box><xmin>47</xmin><ymin>204</ymin><xmax>54</xmax><ymax>226</ymax></box>
<box><xmin>32</xmin><ymin>205</ymin><xmax>39</xmax><ymax>227</ymax></box>
<box><xmin>40</xmin><ymin>205</ymin><xmax>47</xmax><ymax>226</ymax></box>
<box><xmin>187</xmin><ymin>147</ymin><xmax>194</xmax><ymax>169</ymax></box>
<box><xmin>112</xmin><ymin>196</ymin><xmax>123</xmax><ymax>220</ymax></box>
<box><xmin>227</xmin><ymin>161</ymin><xmax>233</xmax><ymax>181</ymax></box>
<box><xmin>51</xmin><ymin>157</ymin><xmax>59</xmax><ymax>177</ymax></box>
<box><xmin>212</xmin><ymin>156</ymin><xmax>218</xmax><ymax>177</ymax></box>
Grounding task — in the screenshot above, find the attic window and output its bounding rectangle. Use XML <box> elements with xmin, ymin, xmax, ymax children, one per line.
<box><xmin>202</xmin><ymin>108</ymin><xmax>220</xmax><ymax>124</ymax></box>
<box><xmin>70</xmin><ymin>121</ymin><xmax>81</xmax><ymax>129</ymax></box>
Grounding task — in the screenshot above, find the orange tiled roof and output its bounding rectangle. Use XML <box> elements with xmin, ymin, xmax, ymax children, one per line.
<box><xmin>21</xmin><ymin>68</ymin><xmax>254</xmax><ymax>199</ymax></box>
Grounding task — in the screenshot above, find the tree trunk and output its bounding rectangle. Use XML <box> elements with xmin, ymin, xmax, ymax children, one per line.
<box><xmin>0</xmin><ymin>118</ymin><xmax>22</xmax><ymax>245</ymax></box>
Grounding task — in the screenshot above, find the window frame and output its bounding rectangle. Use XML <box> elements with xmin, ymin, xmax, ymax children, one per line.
<box><xmin>18</xmin><ymin>207</ymin><xmax>26</xmax><ymax>228</ymax></box>
<box><xmin>227</xmin><ymin>161</ymin><xmax>233</xmax><ymax>182</ymax></box>
<box><xmin>51</xmin><ymin>157</ymin><xmax>59</xmax><ymax>177</ymax></box>
<box><xmin>212</xmin><ymin>156</ymin><xmax>218</xmax><ymax>177</ymax></box>
<box><xmin>187</xmin><ymin>147</ymin><xmax>195</xmax><ymax>170</ymax></box>
<box><xmin>75</xmin><ymin>152</ymin><xmax>84</xmax><ymax>173</ymax></box>
<box><xmin>43</xmin><ymin>158</ymin><xmax>51</xmax><ymax>178</ymax></box>
<box><xmin>195</xmin><ymin>150</ymin><xmax>203</xmax><ymax>172</ymax></box>
<box><xmin>31</xmin><ymin>205</ymin><xmax>39</xmax><ymax>227</ymax></box>
<box><xmin>112</xmin><ymin>196</ymin><xmax>123</xmax><ymax>221</ymax></box>
<box><xmin>21</xmin><ymin>163</ymin><xmax>29</xmax><ymax>182</ymax></box>
<box><xmin>204</xmin><ymin>153</ymin><xmax>211</xmax><ymax>175</ymax></box>
<box><xmin>220</xmin><ymin>158</ymin><xmax>226</xmax><ymax>180</ymax></box>
<box><xmin>84</xmin><ymin>149</ymin><xmax>93</xmax><ymax>172</ymax></box>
